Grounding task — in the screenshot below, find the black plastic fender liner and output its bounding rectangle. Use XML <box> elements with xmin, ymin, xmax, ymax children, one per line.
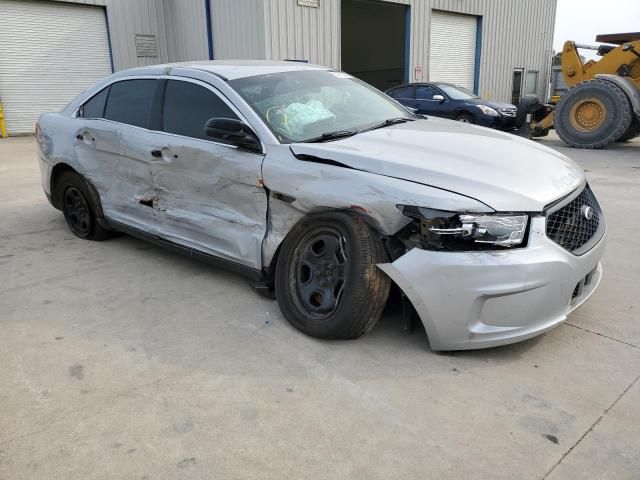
<box><xmin>595</xmin><ymin>74</ymin><xmax>640</xmax><ymax>117</ymax></box>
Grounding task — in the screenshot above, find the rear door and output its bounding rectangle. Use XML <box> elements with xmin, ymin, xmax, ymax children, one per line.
<box><xmin>74</xmin><ymin>78</ymin><xmax>164</xmax><ymax>232</ymax></box>
<box><xmin>152</xmin><ymin>78</ymin><xmax>268</xmax><ymax>269</ymax></box>
<box><xmin>387</xmin><ymin>85</ymin><xmax>416</xmax><ymax>110</ymax></box>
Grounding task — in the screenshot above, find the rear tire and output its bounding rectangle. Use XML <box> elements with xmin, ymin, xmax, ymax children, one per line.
<box><xmin>56</xmin><ymin>171</ymin><xmax>111</xmax><ymax>241</ymax></box>
<box><xmin>554</xmin><ymin>79</ymin><xmax>633</xmax><ymax>149</ymax></box>
<box><xmin>275</xmin><ymin>212</ymin><xmax>390</xmax><ymax>340</ymax></box>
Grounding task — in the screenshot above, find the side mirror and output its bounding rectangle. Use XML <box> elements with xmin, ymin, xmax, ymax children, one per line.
<box><xmin>203</xmin><ymin>118</ymin><xmax>261</xmax><ymax>153</ymax></box>
<box><xmin>433</xmin><ymin>94</ymin><xmax>445</xmax><ymax>103</ymax></box>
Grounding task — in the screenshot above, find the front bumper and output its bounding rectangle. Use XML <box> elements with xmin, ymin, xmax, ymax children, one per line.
<box><xmin>378</xmin><ymin>216</ymin><xmax>606</xmax><ymax>350</ymax></box>
<box><xmin>476</xmin><ymin>114</ymin><xmax>517</xmax><ymax>131</ymax></box>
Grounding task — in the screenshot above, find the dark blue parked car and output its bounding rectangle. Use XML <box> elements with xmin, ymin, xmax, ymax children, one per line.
<box><xmin>386</xmin><ymin>82</ymin><xmax>518</xmax><ymax>131</ymax></box>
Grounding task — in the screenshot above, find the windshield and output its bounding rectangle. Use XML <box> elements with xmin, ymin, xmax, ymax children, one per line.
<box><xmin>229</xmin><ymin>70</ymin><xmax>413</xmax><ymax>143</ymax></box>
<box><xmin>437</xmin><ymin>84</ymin><xmax>479</xmax><ymax>100</ymax></box>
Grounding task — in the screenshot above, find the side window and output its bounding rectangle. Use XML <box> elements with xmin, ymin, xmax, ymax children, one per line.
<box><xmin>388</xmin><ymin>86</ymin><xmax>415</xmax><ymax>99</ymax></box>
<box><xmin>104</xmin><ymin>79</ymin><xmax>156</xmax><ymax>128</ymax></box>
<box><xmin>162</xmin><ymin>80</ymin><xmax>238</xmax><ymax>141</ymax></box>
<box><xmin>415</xmin><ymin>85</ymin><xmax>439</xmax><ymax>100</ymax></box>
<box><xmin>82</xmin><ymin>87</ymin><xmax>109</xmax><ymax>119</ymax></box>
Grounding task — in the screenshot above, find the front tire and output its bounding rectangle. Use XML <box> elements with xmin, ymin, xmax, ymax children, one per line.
<box><xmin>456</xmin><ymin>113</ymin><xmax>474</xmax><ymax>124</ymax></box>
<box><xmin>56</xmin><ymin>171</ymin><xmax>111</xmax><ymax>240</ymax></box>
<box><xmin>275</xmin><ymin>212</ymin><xmax>390</xmax><ymax>339</ymax></box>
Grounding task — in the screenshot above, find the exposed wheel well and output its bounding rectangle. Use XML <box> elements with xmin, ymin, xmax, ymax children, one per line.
<box><xmin>456</xmin><ymin>111</ymin><xmax>474</xmax><ymax>120</ymax></box>
<box><xmin>265</xmin><ymin>207</ymin><xmax>388</xmax><ymax>288</ymax></box>
<box><xmin>50</xmin><ymin>164</ymin><xmax>106</xmax><ymax>222</ymax></box>
<box><xmin>50</xmin><ymin>163</ymin><xmax>78</xmax><ymax>209</ymax></box>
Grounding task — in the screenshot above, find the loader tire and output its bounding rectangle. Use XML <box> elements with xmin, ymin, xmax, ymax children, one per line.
<box><xmin>554</xmin><ymin>79</ymin><xmax>633</xmax><ymax>149</ymax></box>
<box><xmin>617</xmin><ymin>118</ymin><xmax>640</xmax><ymax>142</ymax></box>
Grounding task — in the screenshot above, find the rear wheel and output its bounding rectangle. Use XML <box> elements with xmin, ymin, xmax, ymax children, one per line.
<box><xmin>554</xmin><ymin>79</ymin><xmax>633</xmax><ymax>149</ymax></box>
<box><xmin>275</xmin><ymin>212</ymin><xmax>390</xmax><ymax>339</ymax></box>
<box><xmin>56</xmin><ymin>171</ymin><xmax>111</xmax><ymax>240</ymax></box>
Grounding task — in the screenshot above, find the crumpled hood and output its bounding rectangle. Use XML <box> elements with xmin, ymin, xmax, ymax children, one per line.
<box><xmin>290</xmin><ymin>117</ymin><xmax>585</xmax><ymax>212</ymax></box>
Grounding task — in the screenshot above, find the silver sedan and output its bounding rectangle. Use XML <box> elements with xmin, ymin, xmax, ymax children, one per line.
<box><xmin>36</xmin><ymin>61</ymin><xmax>606</xmax><ymax>350</ymax></box>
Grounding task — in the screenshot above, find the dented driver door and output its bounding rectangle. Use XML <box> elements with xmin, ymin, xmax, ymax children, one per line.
<box><xmin>151</xmin><ymin>79</ymin><xmax>268</xmax><ymax>270</ymax></box>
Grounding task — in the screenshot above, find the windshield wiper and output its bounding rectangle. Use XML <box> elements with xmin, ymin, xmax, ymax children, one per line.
<box><xmin>302</xmin><ymin>130</ymin><xmax>358</xmax><ymax>143</ymax></box>
<box><xmin>362</xmin><ymin>117</ymin><xmax>416</xmax><ymax>133</ymax></box>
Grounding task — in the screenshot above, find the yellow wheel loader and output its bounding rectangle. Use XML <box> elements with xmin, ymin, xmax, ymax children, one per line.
<box><xmin>518</xmin><ymin>32</ymin><xmax>640</xmax><ymax>148</ymax></box>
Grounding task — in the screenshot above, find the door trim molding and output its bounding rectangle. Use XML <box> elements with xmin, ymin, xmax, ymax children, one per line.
<box><xmin>107</xmin><ymin>219</ymin><xmax>267</xmax><ymax>282</ymax></box>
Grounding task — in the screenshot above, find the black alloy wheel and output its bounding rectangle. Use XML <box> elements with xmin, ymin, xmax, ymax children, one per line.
<box><xmin>56</xmin><ymin>170</ymin><xmax>111</xmax><ymax>241</ymax></box>
<box><xmin>291</xmin><ymin>227</ymin><xmax>348</xmax><ymax>318</ymax></box>
<box><xmin>63</xmin><ymin>186</ymin><xmax>92</xmax><ymax>237</ymax></box>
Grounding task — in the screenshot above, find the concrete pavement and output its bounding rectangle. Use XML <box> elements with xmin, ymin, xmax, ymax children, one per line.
<box><xmin>1</xmin><ymin>134</ymin><xmax>638</xmax><ymax>479</ymax></box>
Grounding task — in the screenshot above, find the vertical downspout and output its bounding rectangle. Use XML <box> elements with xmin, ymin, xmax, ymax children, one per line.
<box><xmin>404</xmin><ymin>6</ymin><xmax>411</xmax><ymax>84</ymax></box>
<box><xmin>473</xmin><ymin>16</ymin><xmax>483</xmax><ymax>95</ymax></box>
<box><xmin>104</xmin><ymin>6</ymin><xmax>115</xmax><ymax>72</ymax></box>
<box><xmin>204</xmin><ymin>0</ymin><xmax>214</xmax><ymax>60</ymax></box>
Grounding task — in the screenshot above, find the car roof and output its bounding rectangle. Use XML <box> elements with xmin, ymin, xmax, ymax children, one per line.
<box><xmin>388</xmin><ymin>82</ymin><xmax>456</xmax><ymax>91</ymax></box>
<box><xmin>119</xmin><ymin>60</ymin><xmax>331</xmax><ymax>81</ymax></box>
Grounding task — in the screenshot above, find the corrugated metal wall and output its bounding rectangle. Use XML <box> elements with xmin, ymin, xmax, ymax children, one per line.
<box><xmin>262</xmin><ymin>0</ymin><xmax>340</xmax><ymax>67</ymax></box>
<box><xmin>104</xmin><ymin>0</ymin><xmax>170</xmax><ymax>70</ymax></box>
<box><xmin>52</xmin><ymin>0</ymin><xmax>170</xmax><ymax>70</ymax></box>
<box><xmin>27</xmin><ymin>0</ymin><xmax>557</xmax><ymax>103</ymax></box>
<box><xmin>164</xmin><ymin>0</ymin><xmax>209</xmax><ymax>62</ymax></box>
<box><xmin>426</xmin><ymin>0</ymin><xmax>558</xmax><ymax>102</ymax></box>
<box><xmin>253</xmin><ymin>0</ymin><xmax>556</xmax><ymax>103</ymax></box>
<box><xmin>210</xmin><ymin>0</ymin><xmax>266</xmax><ymax>59</ymax></box>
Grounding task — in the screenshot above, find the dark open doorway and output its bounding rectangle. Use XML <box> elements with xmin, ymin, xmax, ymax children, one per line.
<box><xmin>341</xmin><ymin>0</ymin><xmax>409</xmax><ymax>90</ymax></box>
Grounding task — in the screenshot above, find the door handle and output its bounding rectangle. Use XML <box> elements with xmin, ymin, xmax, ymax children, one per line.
<box><xmin>151</xmin><ymin>149</ymin><xmax>162</xmax><ymax>158</ymax></box>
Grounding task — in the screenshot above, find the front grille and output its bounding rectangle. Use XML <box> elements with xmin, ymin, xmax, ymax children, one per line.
<box><xmin>499</xmin><ymin>108</ymin><xmax>517</xmax><ymax>117</ymax></box>
<box><xmin>546</xmin><ymin>186</ymin><xmax>603</xmax><ymax>254</ymax></box>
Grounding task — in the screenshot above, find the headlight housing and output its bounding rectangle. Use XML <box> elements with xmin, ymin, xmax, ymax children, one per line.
<box><xmin>398</xmin><ymin>205</ymin><xmax>529</xmax><ymax>251</ymax></box>
<box><xmin>477</xmin><ymin>105</ymin><xmax>499</xmax><ymax>116</ymax></box>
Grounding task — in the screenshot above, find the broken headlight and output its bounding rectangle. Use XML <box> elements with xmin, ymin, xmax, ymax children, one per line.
<box><xmin>398</xmin><ymin>205</ymin><xmax>528</xmax><ymax>251</ymax></box>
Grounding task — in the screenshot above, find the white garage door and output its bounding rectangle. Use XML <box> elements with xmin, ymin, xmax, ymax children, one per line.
<box><xmin>429</xmin><ymin>11</ymin><xmax>477</xmax><ymax>91</ymax></box>
<box><xmin>0</xmin><ymin>0</ymin><xmax>112</xmax><ymax>135</ymax></box>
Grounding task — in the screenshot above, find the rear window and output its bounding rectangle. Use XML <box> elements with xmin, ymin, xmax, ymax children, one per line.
<box><xmin>104</xmin><ymin>79</ymin><xmax>156</xmax><ymax>128</ymax></box>
<box><xmin>162</xmin><ymin>80</ymin><xmax>237</xmax><ymax>141</ymax></box>
<box><xmin>82</xmin><ymin>87</ymin><xmax>109</xmax><ymax>119</ymax></box>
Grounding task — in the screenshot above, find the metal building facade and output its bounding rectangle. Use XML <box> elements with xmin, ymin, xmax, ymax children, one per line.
<box><xmin>209</xmin><ymin>0</ymin><xmax>557</xmax><ymax>103</ymax></box>
<box><xmin>18</xmin><ymin>0</ymin><xmax>557</xmax><ymax>102</ymax></box>
<box><xmin>1</xmin><ymin>0</ymin><xmax>557</xmax><ymax>135</ymax></box>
